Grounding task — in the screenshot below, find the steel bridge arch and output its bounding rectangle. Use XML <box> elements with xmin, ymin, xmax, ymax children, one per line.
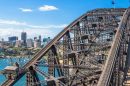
<box><xmin>2</xmin><ymin>8</ymin><xmax>130</xmax><ymax>86</ymax></box>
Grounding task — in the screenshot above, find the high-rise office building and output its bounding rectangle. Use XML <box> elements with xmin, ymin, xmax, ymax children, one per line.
<box><xmin>39</xmin><ymin>35</ymin><xmax>41</xmax><ymax>42</ymax></box>
<box><xmin>21</xmin><ymin>32</ymin><xmax>27</xmax><ymax>45</ymax></box>
<box><xmin>33</xmin><ymin>36</ymin><xmax>41</xmax><ymax>48</ymax></box>
<box><xmin>27</xmin><ymin>39</ymin><xmax>33</xmax><ymax>48</ymax></box>
<box><xmin>34</xmin><ymin>40</ymin><xmax>41</xmax><ymax>48</ymax></box>
<box><xmin>8</xmin><ymin>36</ymin><xmax>18</xmax><ymax>46</ymax></box>
<box><xmin>15</xmin><ymin>40</ymin><xmax>22</xmax><ymax>47</ymax></box>
<box><xmin>8</xmin><ymin>36</ymin><xmax>18</xmax><ymax>42</ymax></box>
<box><xmin>43</xmin><ymin>37</ymin><xmax>51</xmax><ymax>43</ymax></box>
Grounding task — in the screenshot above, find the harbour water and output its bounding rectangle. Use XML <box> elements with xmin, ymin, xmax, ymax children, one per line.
<box><xmin>0</xmin><ymin>57</ymin><xmax>31</xmax><ymax>85</ymax></box>
<box><xmin>0</xmin><ymin>57</ymin><xmax>58</xmax><ymax>86</ymax></box>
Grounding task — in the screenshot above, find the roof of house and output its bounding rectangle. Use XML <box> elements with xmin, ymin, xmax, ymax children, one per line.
<box><xmin>4</xmin><ymin>66</ymin><xmax>18</xmax><ymax>71</ymax></box>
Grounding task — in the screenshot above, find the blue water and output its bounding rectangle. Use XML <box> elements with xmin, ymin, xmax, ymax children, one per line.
<box><xmin>0</xmin><ymin>57</ymin><xmax>31</xmax><ymax>85</ymax></box>
<box><xmin>0</xmin><ymin>57</ymin><xmax>59</xmax><ymax>86</ymax></box>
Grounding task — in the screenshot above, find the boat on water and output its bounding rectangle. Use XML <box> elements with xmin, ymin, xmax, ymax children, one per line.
<box><xmin>0</xmin><ymin>56</ymin><xmax>6</xmax><ymax>59</ymax></box>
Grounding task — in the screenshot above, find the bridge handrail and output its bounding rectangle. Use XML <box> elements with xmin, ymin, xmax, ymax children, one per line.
<box><xmin>97</xmin><ymin>8</ymin><xmax>130</xmax><ymax>86</ymax></box>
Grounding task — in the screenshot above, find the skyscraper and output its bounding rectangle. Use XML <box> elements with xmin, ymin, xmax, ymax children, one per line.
<box><xmin>8</xmin><ymin>36</ymin><xmax>18</xmax><ymax>42</ymax></box>
<box><xmin>21</xmin><ymin>32</ymin><xmax>27</xmax><ymax>45</ymax></box>
<box><xmin>39</xmin><ymin>35</ymin><xmax>41</xmax><ymax>42</ymax></box>
<box><xmin>15</xmin><ymin>40</ymin><xmax>22</xmax><ymax>47</ymax></box>
<box><xmin>8</xmin><ymin>36</ymin><xmax>18</xmax><ymax>46</ymax></box>
<box><xmin>27</xmin><ymin>39</ymin><xmax>33</xmax><ymax>48</ymax></box>
<box><xmin>33</xmin><ymin>36</ymin><xmax>41</xmax><ymax>48</ymax></box>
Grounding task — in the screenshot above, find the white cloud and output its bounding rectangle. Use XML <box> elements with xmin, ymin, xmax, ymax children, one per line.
<box><xmin>0</xmin><ymin>19</ymin><xmax>27</xmax><ymax>25</ymax></box>
<box><xmin>29</xmin><ymin>24</ymin><xmax>67</xmax><ymax>29</ymax></box>
<box><xmin>0</xmin><ymin>19</ymin><xmax>67</xmax><ymax>40</ymax></box>
<box><xmin>39</xmin><ymin>5</ymin><xmax>58</xmax><ymax>11</ymax></box>
<box><xmin>0</xmin><ymin>19</ymin><xmax>67</xmax><ymax>28</ymax></box>
<box><xmin>19</xmin><ymin>8</ymin><xmax>33</xmax><ymax>12</ymax></box>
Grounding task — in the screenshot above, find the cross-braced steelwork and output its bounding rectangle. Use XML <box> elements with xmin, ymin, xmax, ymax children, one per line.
<box><xmin>2</xmin><ymin>7</ymin><xmax>130</xmax><ymax>86</ymax></box>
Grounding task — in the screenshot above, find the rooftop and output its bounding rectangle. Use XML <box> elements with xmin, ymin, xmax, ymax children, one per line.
<box><xmin>4</xmin><ymin>66</ymin><xmax>18</xmax><ymax>71</ymax></box>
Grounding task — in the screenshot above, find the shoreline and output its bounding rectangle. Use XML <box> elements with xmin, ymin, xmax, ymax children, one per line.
<box><xmin>0</xmin><ymin>55</ymin><xmax>33</xmax><ymax>59</ymax></box>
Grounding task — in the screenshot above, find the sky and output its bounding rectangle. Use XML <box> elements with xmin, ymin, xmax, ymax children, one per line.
<box><xmin>0</xmin><ymin>0</ymin><xmax>129</xmax><ymax>41</ymax></box>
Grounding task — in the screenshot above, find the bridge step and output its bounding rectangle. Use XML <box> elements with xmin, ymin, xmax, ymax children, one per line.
<box><xmin>123</xmin><ymin>81</ymin><xmax>130</xmax><ymax>86</ymax></box>
<box><xmin>124</xmin><ymin>84</ymin><xmax>130</xmax><ymax>86</ymax></box>
<box><xmin>123</xmin><ymin>71</ymin><xmax>130</xmax><ymax>86</ymax></box>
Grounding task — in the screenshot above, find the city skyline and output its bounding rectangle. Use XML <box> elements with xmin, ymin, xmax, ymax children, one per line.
<box><xmin>0</xmin><ymin>31</ymin><xmax>50</xmax><ymax>42</ymax></box>
<box><xmin>0</xmin><ymin>31</ymin><xmax>50</xmax><ymax>41</ymax></box>
<box><xmin>0</xmin><ymin>0</ymin><xmax>129</xmax><ymax>40</ymax></box>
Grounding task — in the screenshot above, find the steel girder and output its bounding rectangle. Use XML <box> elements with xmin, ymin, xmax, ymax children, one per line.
<box><xmin>1</xmin><ymin>8</ymin><xmax>128</xmax><ymax>86</ymax></box>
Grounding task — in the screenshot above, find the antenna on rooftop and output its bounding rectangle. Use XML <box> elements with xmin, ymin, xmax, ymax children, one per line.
<box><xmin>112</xmin><ymin>0</ymin><xmax>115</xmax><ymax>9</ymax></box>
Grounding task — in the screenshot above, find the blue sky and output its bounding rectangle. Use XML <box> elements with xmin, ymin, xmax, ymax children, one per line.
<box><xmin>0</xmin><ymin>0</ymin><xmax>129</xmax><ymax>40</ymax></box>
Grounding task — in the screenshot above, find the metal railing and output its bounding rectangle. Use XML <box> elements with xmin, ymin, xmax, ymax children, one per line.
<box><xmin>97</xmin><ymin>8</ymin><xmax>130</xmax><ymax>86</ymax></box>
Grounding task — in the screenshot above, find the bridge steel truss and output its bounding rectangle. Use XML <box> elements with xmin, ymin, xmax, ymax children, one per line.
<box><xmin>2</xmin><ymin>8</ymin><xmax>130</xmax><ymax>86</ymax></box>
<box><xmin>97</xmin><ymin>8</ymin><xmax>130</xmax><ymax>86</ymax></box>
